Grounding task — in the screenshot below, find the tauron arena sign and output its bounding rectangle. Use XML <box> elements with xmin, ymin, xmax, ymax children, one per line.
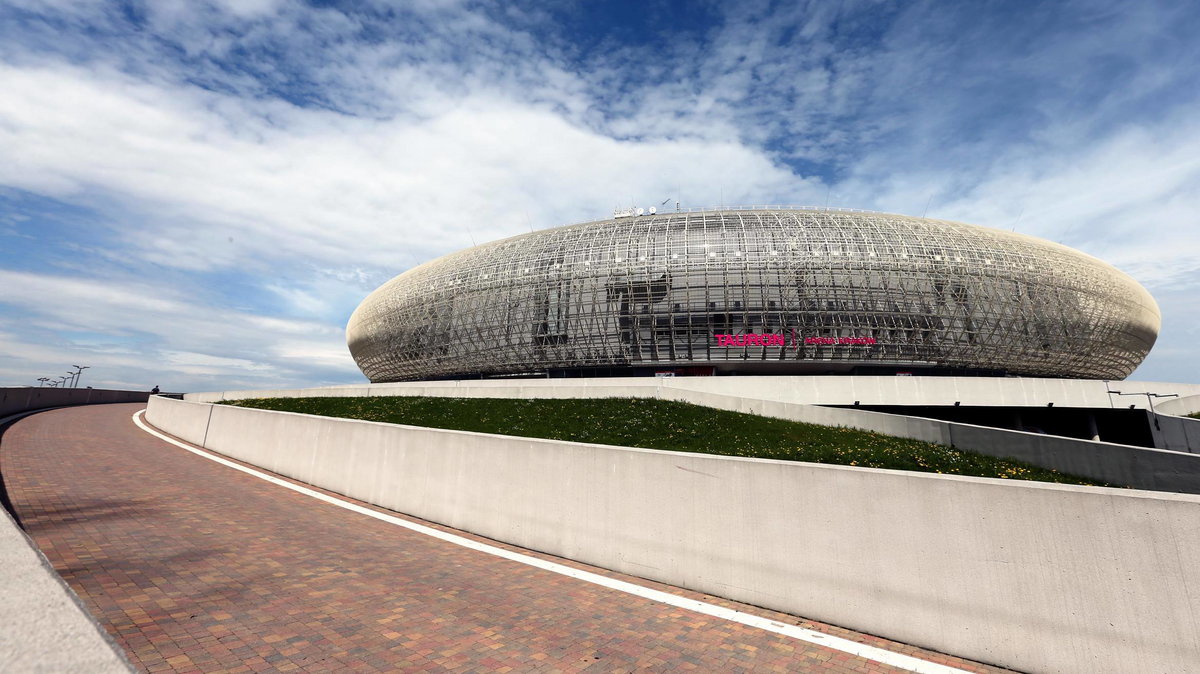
<box><xmin>712</xmin><ymin>333</ymin><xmax>877</xmax><ymax>347</ymax></box>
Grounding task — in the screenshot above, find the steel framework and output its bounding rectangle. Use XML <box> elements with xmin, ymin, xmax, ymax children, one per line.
<box><xmin>347</xmin><ymin>208</ymin><xmax>1160</xmax><ymax>381</ymax></box>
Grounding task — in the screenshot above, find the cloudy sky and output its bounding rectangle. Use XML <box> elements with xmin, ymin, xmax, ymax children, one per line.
<box><xmin>1</xmin><ymin>0</ymin><xmax>1197</xmax><ymax>391</ymax></box>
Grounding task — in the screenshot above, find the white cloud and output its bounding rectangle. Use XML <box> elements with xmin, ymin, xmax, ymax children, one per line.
<box><xmin>0</xmin><ymin>0</ymin><xmax>1197</xmax><ymax>387</ymax></box>
<box><xmin>0</xmin><ymin>61</ymin><xmax>811</xmax><ymax>276</ymax></box>
<box><xmin>0</xmin><ymin>269</ymin><xmax>357</xmax><ymax>390</ymax></box>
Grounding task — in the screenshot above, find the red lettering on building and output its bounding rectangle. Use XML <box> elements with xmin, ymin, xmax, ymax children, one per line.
<box><xmin>713</xmin><ymin>333</ymin><xmax>877</xmax><ymax>348</ymax></box>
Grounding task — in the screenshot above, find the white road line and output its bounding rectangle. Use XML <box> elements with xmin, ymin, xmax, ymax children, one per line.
<box><xmin>132</xmin><ymin>409</ymin><xmax>971</xmax><ymax>674</ymax></box>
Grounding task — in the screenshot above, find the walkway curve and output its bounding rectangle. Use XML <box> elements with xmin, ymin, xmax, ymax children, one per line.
<box><xmin>2</xmin><ymin>404</ymin><xmax>1009</xmax><ymax>673</ymax></box>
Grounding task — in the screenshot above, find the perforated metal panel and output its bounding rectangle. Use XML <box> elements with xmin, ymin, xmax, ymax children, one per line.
<box><xmin>347</xmin><ymin>208</ymin><xmax>1160</xmax><ymax>381</ymax></box>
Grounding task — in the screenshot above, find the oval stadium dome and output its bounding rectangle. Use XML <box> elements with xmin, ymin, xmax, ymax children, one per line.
<box><xmin>347</xmin><ymin>208</ymin><xmax>1160</xmax><ymax>382</ymax></box>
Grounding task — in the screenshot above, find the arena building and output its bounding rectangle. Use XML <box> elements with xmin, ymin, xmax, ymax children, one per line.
<box><xmin>347</xmin><ymin>207</ymin><xmax>1159</xmax><ymax>382</ymax></box>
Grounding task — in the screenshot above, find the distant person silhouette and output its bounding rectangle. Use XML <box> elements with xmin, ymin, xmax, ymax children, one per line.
<box><xmin>151</xmin><ymin>385</ymin><xmax>160</xmax><ymax>394</ymax></box>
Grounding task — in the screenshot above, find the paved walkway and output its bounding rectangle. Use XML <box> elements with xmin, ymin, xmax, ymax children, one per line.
<box><xmin>1</xmin><ymin>404</ymin><xmax>1009</xmax><ymax>673</ymax></box>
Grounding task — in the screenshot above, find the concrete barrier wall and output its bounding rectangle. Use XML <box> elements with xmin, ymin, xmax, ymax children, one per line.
<box><xmin>145</xmin><ymin>395</ymin><xmax>1200</xmax><ymax>674</ymax></box>
<box><xmin>0</xmin><ymin>407</ymin><xmax>135</xmax><ymax>672</ymax></box>
<box><xmin>944</xmin><ymin>420</ymin><xmax>1200</xmax><ymax>490</ymax></box>
<box><xmin>191</xmin><ymin>381</ymin><xmax>1200</xmax><ymax>495</ymax></box>
<box><xmin>1152</xmin><ymin>414</ymin><xmax>1200</xmax><ymax>454</ymax></box>
<box><xmin>671</xmin><ymin>375</ymin><xmax>1200</xmax><ymax>407</ymax></box>
<box><xmin>0</xmin><ymin>506</ymin><xmax>132</xmax><ymax>673</ymax></box>
<box><xmin>146</xmin><ymin>395</ymin><xmax>215</xmax><ymax>447</ymax></box>
<box><xmin>658</xmin><ymin>388</ymin><xmax>954</xmax><ymax>444</ymax></box>
<box><xmin>659</xmin><ymin>389</ymin><xmax>1200</xmax><ymax>494</ymax></box>
<box><xmin>1158</xmin><ymin>394</ymin><xmax>1200</xmax><ymax>417</ymax></box>
<box><xmin>0</xmin><ymin>387</ymin><xmax>150</xmax><ymax>417</ymax></box>
<box><xmin>185</xmin><ymin>375</ymin><xmax>1200</xmax><ymax>408</ymax></box>
<box><xmin>668</xmin><ymin>375</ymin><xmax>1118</xmax><ymax>407</ymax></box>
<box><xmin>183</xmin><ymin>379</ymin><xmax>665</xmax><ymax>404</ymax></box>
<box><xmin>1155</xmin><ymin>396</ymin><xmax>1200</xmax><ymax>454</ymax></box>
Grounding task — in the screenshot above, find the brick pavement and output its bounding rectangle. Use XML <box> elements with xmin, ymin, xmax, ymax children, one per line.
<box><xmin>1</xmin><ymin>404</ymin><xmax>1013</xmax><ymax>673</ymax></box>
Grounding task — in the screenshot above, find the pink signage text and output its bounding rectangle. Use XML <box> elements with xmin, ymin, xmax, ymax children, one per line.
<box><xmin>712</xmin><ymin>333</ymin><xmax>878</xmax><ymax>347</ymax></box>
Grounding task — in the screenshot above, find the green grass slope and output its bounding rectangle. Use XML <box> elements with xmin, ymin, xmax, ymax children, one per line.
<box><xmin>223</xmin><ymin>396</ymin><xmax>1103</xmax><ymax>486</ymax></box>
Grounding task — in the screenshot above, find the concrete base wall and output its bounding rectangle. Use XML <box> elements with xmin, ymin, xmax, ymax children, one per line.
<box><xmin>1154</xmin><ymin>414</ymin><xmax>1200</xmax><ymax>454</ymax></box>
<box><xmin>1158</xmin><ymin>394</ymin><xmax>1200</xmax><ymax>417</ymax></box>
<box><xmin>0</xmin><ymin>387</ymin><xmax>150</xmax><ymax>417</ymax></box>
<box><xmin>190</xmin><ymin>380</ymin><xmax>1200</xmax><ymax>494</ymax></box>
<box><xmin>185</xmin><ymin>375</ymin><xmax>1200</xmax><ymax>409</ymax></box>
<box><xmin>0</xmin><ymin>506</ymin><xmax>132</xmax><ymax>673</ymax></box>
<box><xmin>146</xmin><ymin>396</ymin><xmax>1200</xmax><ymax>674</ymax></box>
<box><xmin>663</xmin><ymin>389</ymin><xmax>1200</xmax><ymax>494</ymax></box>
<box><xmin>1</xmin><ymin>408</ymin><xmax>135</xmax><ymax>673</ymax></box>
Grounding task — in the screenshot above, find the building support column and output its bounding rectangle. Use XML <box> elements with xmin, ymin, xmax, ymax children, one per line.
<box><xmin>1086</xmin><ymin>412</ymin><xmax>1100</xmax><ymax>442</ymax></box>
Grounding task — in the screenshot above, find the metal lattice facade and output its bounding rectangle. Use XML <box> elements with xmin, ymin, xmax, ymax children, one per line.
<box><xmin>347</xmin><ymin>208</ymin><xmax>1160</xmax><ymax>382</ymax></box>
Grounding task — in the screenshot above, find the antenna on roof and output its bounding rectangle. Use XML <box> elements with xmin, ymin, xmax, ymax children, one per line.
<box><xmin>922</xmin><ymin>194</ymin><xmax>933</xmax><ymax>218</ymax></box>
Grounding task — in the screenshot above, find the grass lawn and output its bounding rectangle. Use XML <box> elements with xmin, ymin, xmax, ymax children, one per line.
<box><xmin>222</xmin><ymin>396</ymin><xmax>1104</xmax><ymax>486</ymax></box>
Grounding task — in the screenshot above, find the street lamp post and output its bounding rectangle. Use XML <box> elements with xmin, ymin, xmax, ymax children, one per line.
<box><xmin>1109</xmin><ymin>390</ymin><xmax>1180</xmax><ymax>431</ymax></box>
<box><xmin>37</xmin><ymin>377</ymin><xmax>49</xmax><ymax>387</ymax></box>
<box><xmin>70</xmin><ymin>365</ymin><xmax>89</xmax><ymax>388</ymax></box>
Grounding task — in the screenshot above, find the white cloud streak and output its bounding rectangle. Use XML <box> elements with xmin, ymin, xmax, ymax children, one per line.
<box><xmin>0</xmin><ymin>269</ymin><xmax>354</xmax><ymax>390</ymax></box>
<box><xmin>0</xmin><ymin>0</ymin><xmax>1197</xmax><ymax>387</ymax></box>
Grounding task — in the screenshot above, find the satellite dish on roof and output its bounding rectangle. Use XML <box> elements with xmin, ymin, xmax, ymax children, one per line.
<box><xmin>636</xmin><ymin>207</ymin><xmax>645</xmax><ymax>216</ymax></box>
<box><xmin>649</xmin><ymin>206</ymin><xmax>657</xmax><ymax>215</ymax></box>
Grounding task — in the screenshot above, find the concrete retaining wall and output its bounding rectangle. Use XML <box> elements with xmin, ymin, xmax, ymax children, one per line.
<box><xmin>0</xmin><ymin>387</ymin><xmax>150</xmax><ymax>417</ymax></box>
<box><xmin>0</xmin><ymin>408</ymin><xmax>134</xmax><ymax>673</ymax></box>
<box><xmin>1155</xmin><ymin>395</ymin><xmax>1200</xmax><ymax>455</ymax></box>
<box><xmin>664</xmin><ymin>389</ymin><xmax>1200</xmax><ymax>494</ymax></box>
<box><xmin>1152</xmin><ymin>413</ymin><xmax>1200</xmax><ymax>454</ymax></box>
<box><xmin>183</xmin><ymin>379</ymin><xmax>662</xmax><ymax>404</ymax></box>
<box><xmin>0</xmin><ymin>506</ymin><xmax>133</xmax><ymax>673</ymax></box>
<box><xmin>146</xmin><ymin>396</ymin><xmax>1200</xmax><ymax>674</ymax></box>
<box><xmin>1158</xmin><ymin>394</ymin><xmax>1200</xmax><ymax>417</ymax></box>
<box><xmin>185</xmin><ymin>375</ymin><xmax>1200</xmax><ymax>409</ymax></box>
<box><xmin>188</xmin><ymin>381</ymin><xmax>1200</xmax><ymax>494</ymax></box>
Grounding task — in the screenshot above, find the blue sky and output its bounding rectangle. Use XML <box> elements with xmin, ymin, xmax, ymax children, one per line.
<box><xmin>1</xmin><ymin>0</ymin><xmax>1197</xmax><ymax>390</ymax></box>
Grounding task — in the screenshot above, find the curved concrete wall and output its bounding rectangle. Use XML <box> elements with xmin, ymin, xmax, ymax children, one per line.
<box><xmin>0</xmin><ymin>387</ymin><xmax>150</xmax><ymax>418</ymax></box>
<box><xmin>184</xmin><ymin>375</ymin><xmax>1200</xmax><ymax>408</ymax></box>
<box><xmin>184</xmin><ymin>378</ymin><xmax>1200</xmax><ymax>493</ymax></box>
<box><xmin>1</xmin><ymin>407</ymin><xmax>135</xmax><ymax>673</ymax></box>
<box><xmin>667</xmin><ymin>389</ymin><xmax>1200</xmax><ymax>493</ymax></box>
<box><xmin>146</xmin><ymin>396</ymin><xmax>1200</xmax><ymax>674</ymax></box>
<box><xmin>1158</xmin><ymin>394</ymin><xmax>1200</xmax><ymax>417</ymax></box>
<box><xmin>0</xmin><ymin>505</ymin><xmax>133</xmax><ymax>673</ymax></box>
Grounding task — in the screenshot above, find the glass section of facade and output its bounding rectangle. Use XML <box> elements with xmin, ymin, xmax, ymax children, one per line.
<box><xmin>347</xmin><ymin>208</ymin><xmax>1160</xmax><ymax>382</ymax></box>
